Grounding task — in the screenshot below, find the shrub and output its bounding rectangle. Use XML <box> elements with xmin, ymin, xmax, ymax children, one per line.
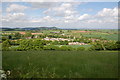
<box><xmin>77</xmin><ymin>47</ymin><xmax>85</xmax><ymax>51</ymax></box>
<box><xmin>43</xmin><ymin>45</ymin><xmax>60</xmax><ymax>50</ymax></box>
<box><xmin>67</xmin><ymin>46</ymin><xmax>74</xmax><ymax>51</ymax></box>
<box><xmin>88</xmin><ymin>46</ymin><xmax>96</xmax><ymax>51</ymax></box>
<box><xmin>59</xmin><ymin>46</ymin><xmax>74</xmax><ymax>51</ymax></box>
<box><xmin>17</xmin><ymin>39</ymin><xmax>47</xmax><ymax>51</ymax></box>
<box><xmin>59</xmin><ymin>46</ymin><xmax>68</xmax><ymax>51</ymax></box>
<box><xmin>2</xmin><ymin>40</ymin><xmax>11</xmax><ymax>51</ymax></box>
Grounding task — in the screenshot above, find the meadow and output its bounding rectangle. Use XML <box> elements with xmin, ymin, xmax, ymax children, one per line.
<box><xmin>67</xmin><ymin>29</ymin><xmax>119</xmax><ymax>40</ymax></box>
<box><xmin>2</xmin><ymin>51</ymin><xmax>118</xmax><ymax>78</ymax></box>
<box><xmin>82</xmin><ymin>34</ymin><xmax>118</xmax><ymax>40</ymax></box>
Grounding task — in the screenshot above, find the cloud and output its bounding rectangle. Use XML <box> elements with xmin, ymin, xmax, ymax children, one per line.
<box><xmin>2</xmin><ymin>0</ymin><xmax>77</xmax><ymax>2</ymax></box>
<box><xmin>0</xmin><ymin>6</ymin><xmax>2</xmax><ymax>27</ymax></box>
<box><xmin>97</xmin><ymin>7</ymin><xmax>118</xmax><ymax>17</ymax></box>
<box><xmin>87</xmin><ymin>19</ymin><xmax>102</xmax><ymax>23</ymax></box>
<box><xmin>31</xmin><ymin>2</ymin><xmax>60</xmax><ymax>9</ymax></box>
<box><xmin>77</xmin><ymin>7</ymin><xmax>118</xmax><ymax>24</ymax></box>
<box><xmin>43</xmin><ymin>2</ymin><xmax>80</xmax><ymax>17</ymax></box>
<box><xmin>2</xmin><ymin>2</ymin><xmax>118</xmax><ymax>29</ymax></box>
<box><xmin>0</xmin><ymin>9</ymin><xmax>1</xmax><ymax>14</ymax></box>
<box><xmin>78</xmin><ymin>14</ymin><xmax>90</xmax><ymax>20</ymax></box>
<box><xmin>6</xmin><ymin>4</ymin><xmax>28</xmax><ymax>13</ymax></box>
<box><xmin>2</xmin><ymin>0</ymin><xmax>119</xmax><ymax>2</ymax></box>
<box><xmin>2</xmin><ymin>13</ymin><xmax>27</xmax><ymax>22</ymax></box>
<box><xmin>94</xmin><ymin>7</ymin><xmax>118</xmax><ymax>23</ymax></box>
<box><xmin>30</xmin><ymin>16</ymin><xmax>56</xmax><ymax>23</ymax></box>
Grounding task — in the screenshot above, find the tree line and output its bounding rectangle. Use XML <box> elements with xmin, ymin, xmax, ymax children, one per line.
<box><xmin>2</xmin><ymin>39</ymin><xmax>120</xmax><ymax>51</ymax></box>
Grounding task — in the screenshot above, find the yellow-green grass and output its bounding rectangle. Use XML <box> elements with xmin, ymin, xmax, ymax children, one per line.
<box><xmin>2</xmin><ymin>51</ymin><xmax>118</xmax><ymax>78</ymax></box>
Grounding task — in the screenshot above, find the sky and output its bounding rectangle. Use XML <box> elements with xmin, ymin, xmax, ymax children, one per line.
<box><xmin>1</xmin><ymin>1</ymin><xmax>118</xmax><ymax>29</ymax></box>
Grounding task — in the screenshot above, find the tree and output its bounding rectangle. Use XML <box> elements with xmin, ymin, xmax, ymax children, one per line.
<box><xmin>17</xmin><ymin>40</ymin><xmax>33</xmax><ymax>51</ymax></box>
<box><xmin>116</xmin><ymin>41</ymin><xmax>120</xmax><ymax>50</ymax></box>
<box><xmin>60</xmin><ymin>30</ymin><xmax>63</xmax><ymax>33</ymax></box>
<box><xmin>31</xmin><ymin>35</ymin><xmax>35</xmax><ymax>39</ymax></box>
<box><xmin>2</xmin><ymin>39</ymin><xmax>11</xmax><ymax>51</ymax></box>
<box><xmin>59</xmin><ymin>41</ymin><xmax>68</xmax><ymax>45</ymax></box>
<box><xmin>14</xmin><ymin>32</ymin><xmax>21</xmax><ymax>39</ymax></box>
<box><xmin>2</xmin><ymin>36</ymin><xmax>7</xmax><ymax>41</ymax></box>
<box><xmin>8</xmin><ymin>35</ymin><xmax>12</xmax><ymax>39</ymax></box>
<box><xmin>90</xmin><ymin>40</ymin><xmax>119</xmax><ymax>51</ymax></box>
<box><xmin>17</xmin><ymin>39</ymin><xmax>47</xmax><ymax>51</ymax></box>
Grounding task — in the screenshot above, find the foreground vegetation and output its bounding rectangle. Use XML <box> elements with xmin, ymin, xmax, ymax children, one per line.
<box><xmin>3</xmin><ymin>51</ymin><xmax>118</xmax><ymax>78</ymax></box>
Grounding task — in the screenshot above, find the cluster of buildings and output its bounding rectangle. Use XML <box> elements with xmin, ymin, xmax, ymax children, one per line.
<box><xmin>2</xmin><ymin>33</ymin><xmax>13</xmax><ymax>35</ymax></box>
<box><xmin>88</xmin><ymin>38</ymin><xmax>100</xmax><ymax>42</ymax></box>
<box><xmin>68</xmin><ymin>42</ymin><xmax>88</xmax><ymax>45</ymax></box>
<box><xmin>43</xmin><ymin>37</ymin><xmax>88</xmax><ymax>45</ymax></box>
<box><xmin>43</xmin><ymin>37</ymin><xmax>72</xmax><ymax>41</ymax></box>
<box><xmin>19</xmin><ymin>32</ymin><xmax>43</xmax><ymax>35</ymax></box>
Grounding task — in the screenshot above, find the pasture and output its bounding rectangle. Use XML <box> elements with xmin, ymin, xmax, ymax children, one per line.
<box><xmin>2</xmin><ymin>51</ymin><xmax>118</xmax><ymax>78</ymax></box>
<box><xmin>68</xmin><ymin>29</ymin><xmax>119</xmax><ymax>40</ymax></box>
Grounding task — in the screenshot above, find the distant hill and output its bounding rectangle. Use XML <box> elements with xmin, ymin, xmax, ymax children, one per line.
<box><xmin>1</xmin><ymin>27</ymin><xmax>59</xmax><ymax>31</ymax></box>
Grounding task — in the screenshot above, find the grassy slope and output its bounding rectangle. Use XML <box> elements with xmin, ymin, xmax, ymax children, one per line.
<box><xmin>2</xmin><ymin>51</ymin><xmax>118</xmax><ymax>78</ymax></box>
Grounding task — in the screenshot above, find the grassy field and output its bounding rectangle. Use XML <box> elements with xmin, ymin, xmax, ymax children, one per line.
<box><xmin>2</xmin><ymin>51</ymin><xmax>118</xmax><ymax>78</ymax></box>
<box><xmin>67</xmin><ymin>29</ymin><xmax>118</xmax><ymax>40</ymax></box>
<box><xmin>83</xmin><ymin>34</ymin><xmax>118</xmax><ymax>40</ymax></box>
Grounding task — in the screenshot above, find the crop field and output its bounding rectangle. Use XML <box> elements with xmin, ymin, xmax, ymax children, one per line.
<box><xmin>65</xmin><ymin>29</ymin><xmax>118</xmax><ymax>40</ymax></box>
<box><xmin>2</xmin><ymin>51</ymin><xmax>118</xmax><ymax>78</ymax></box>
<box><xmin>82</xmin><ymin>34</ymin><xmax>118</xmax><ymax>40</ymax></box>
<box><xmin>70</xmin><ymin>33</ymin><xmax>118</xmax><ymax>41</ymax></box>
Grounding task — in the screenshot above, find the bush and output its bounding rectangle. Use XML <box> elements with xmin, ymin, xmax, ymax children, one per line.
<box><xmin>89</xmin><ymin>41</ymin><xmax>119</xmax><ymax>51</ymax></box>
<box><xmin>59</xmin><ymin>46</ymin><xmax>74</xmax><ymax>51</ymax></box>
<box><xmin>116</xmin><ymin>41</ymin><xmax>120</xmax><ymax>50</ymax></box>
<box><xmin>88</xmin><ymin>46</ymin><xmax>96</xmax><ymax>51</ymax></box>
<box><xmin>43</xmin><ymin>45</ymin><xmax>60</xmax><ymax>50</ymax></box>
<box><xmin>2</xmin><ymin>40</ymin><xmax>11</xmax><ymax>51</ymax></box>
<box><xmin>67</xmin><ymin>46</ymin><xmax>74</xmax><ymax>51</ymax></box>
<box><xmin>16</xmin><ymin>39</ymin><xmax>47</xmax><ymax>51</ymax></box>
<box><xmin>77</xmin><ymin>47</ymin><xmax>85</xmax><ymax>51</ymax></box>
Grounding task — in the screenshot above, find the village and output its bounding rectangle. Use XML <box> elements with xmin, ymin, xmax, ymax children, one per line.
<box><xmin>1</xmin><ymin>29</ymin><xmax>119</xmax><ymax>51</ymax></box>
<box><xmin>2</xmin><ymin>31</ymin><xmax>90</xmax><ymax>45</ymax></box>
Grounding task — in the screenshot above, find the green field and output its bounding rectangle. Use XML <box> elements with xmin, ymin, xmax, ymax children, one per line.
<box><xmin>66</xmin><ymin>29</ymin><xmax>119</xmax><ymax>40</ymax></box>
<box><xmin>83</xmin><ymin>34</ymin><xmax>118</xmax><ymax>40</ymax></box>
<box><xmin>3</xmin><ymin>51</ymin><xmax>118</xmax><ymax>78</ymax></box>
